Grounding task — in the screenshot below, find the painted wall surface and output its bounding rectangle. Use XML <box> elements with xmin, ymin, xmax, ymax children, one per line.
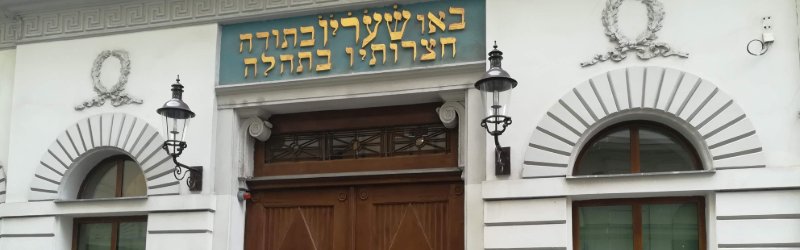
<box><xmin>487</xmin><ymin>0</ymin><xmax>800</xmax><ymax>179</ymax></box>
<box><xmin>6</xmin><ymin>24</ymin><xmax>218</xmax><ymax>202</ymax></box>
<box><xmin>0</xmin><ymin>49</ymin><xmax>14</xmax><ymax>169</ymax></box>
<box><xmin>0</xmin><ymin>24</ymin><xmax>220</xmax><ymax>250</ymax></box>
<box><xmin>483</xmin><ymin>1</ymin><xmax>800</xmax><ymax>249</ymax></box>
<box><xmin>0</xmin><ymin>0</ymin><xmax>798</xmax><ymax>250</ymax></box>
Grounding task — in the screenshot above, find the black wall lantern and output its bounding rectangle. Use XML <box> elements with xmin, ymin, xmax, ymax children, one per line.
<box><xmin>475</xmin><ymin>42</ymin><xmax>517</xmax><ymax>176</ymax></box>
<box><xmin>157</xmin><ymin>76</ymin><xmax>203</xmax><ymax>191</ymax></box>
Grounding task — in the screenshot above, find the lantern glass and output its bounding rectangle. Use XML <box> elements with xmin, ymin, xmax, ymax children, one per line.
<box><xmin>477</xmin><ymin>78</ymin><xmax>514</xmax><ymax>123</ymax></box>
<box><xmin>161</xmin><ymin>115</ymin><xmax>189</xmax><ymax>152</ymax></box>
<box><xmin>157</xmin><ymin>100</ymin><xmax>194</xmax><ymax>156</ymax></box>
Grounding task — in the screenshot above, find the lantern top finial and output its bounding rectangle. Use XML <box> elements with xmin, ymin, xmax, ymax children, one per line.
<box><xmin>488</xmin><ymin>42</ymin><xmax>504</xmax><ymax>68</ymax></box>
<box><xmin>157</xmin><ymin>75</ymin><xmax>195</xmax><ymax>119</ymax></box>
<box><xmin>475</xmin><ymin>42</ymin><xmax>517</xmax><ymax>91</ymax></box>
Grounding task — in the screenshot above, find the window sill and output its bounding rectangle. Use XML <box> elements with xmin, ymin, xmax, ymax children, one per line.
<box><xmin>54</xmin><ymin>196</ymin><xmax>148</xmax><ymax>203</ymax></box>
<box><xmin>566</xmin><ymin>169</ymin><xmax>715</xmax><ymax>180</ymax></box>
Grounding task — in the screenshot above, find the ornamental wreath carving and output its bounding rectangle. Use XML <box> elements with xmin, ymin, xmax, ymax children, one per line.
<box><xmin>75</xmin><ymin>50</ymin><xmax>142</xmax><ymax>110</ymax></box>
<box><xmin>581</xmin><ymin>0</ymin><xmax>688</xmax><ymax>67</ymax></box>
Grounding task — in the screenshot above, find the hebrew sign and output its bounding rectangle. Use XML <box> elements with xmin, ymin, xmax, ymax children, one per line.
<box><xmin>219</xmin><ymin>0</ymin><xmax>485</xmax><ymax>85</ymax></box>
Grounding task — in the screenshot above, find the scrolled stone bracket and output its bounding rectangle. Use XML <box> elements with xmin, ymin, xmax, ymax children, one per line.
<box><xmin>437</xmin><ymin>101</ymin><xmax>465</xmax><ymax>129</ymax></box>
<box><xmin>245</xmin><ymin>117</ymin><xmax>273</xmax><ymax>142</ymax></box>
<box><xmin>437</xmin><ymin>101</ymin><xmax>466</xmax><ymax>176</ymax></box>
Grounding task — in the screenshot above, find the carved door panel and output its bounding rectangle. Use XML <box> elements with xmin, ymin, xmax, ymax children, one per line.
<box><xmin>245</xmin><ymin>187</ymin><xmax>351</xmax><ymax>250</ymax></box>
<box><xmin>245</xmin><ymin>182</ymin><xmax>464</xmax><ymax>250</ymax></box>
<box><xmin>354</xmin><ymin>182</ymin><xmax>464</xmax><ymax>250</ymax></box>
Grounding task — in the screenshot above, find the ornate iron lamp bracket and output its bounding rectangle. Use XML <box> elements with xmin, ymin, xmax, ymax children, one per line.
<box><xmin>162</xmin><ymin>140</ymin><xmax>203</xmax><ymax>191</ymax></box>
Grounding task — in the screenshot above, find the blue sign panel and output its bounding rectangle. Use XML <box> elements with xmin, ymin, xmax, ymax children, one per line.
<box><xmin>219</xmin><ymin>0</ymin><xmax>485</xmax><ymax>85</ymax></box>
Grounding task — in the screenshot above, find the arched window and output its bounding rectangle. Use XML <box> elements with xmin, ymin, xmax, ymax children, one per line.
<box><xmin>78</xmin><ymin>156</ymin><xmax>146</xmax><ymax>199</ymax></box>
<box><xmin>574</xmin><ymin>121</ymin><xmax>701</xmax><ymax>176</ymax></box>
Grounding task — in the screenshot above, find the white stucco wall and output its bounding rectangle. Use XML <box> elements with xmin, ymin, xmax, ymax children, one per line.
<box><xmin>5</xmin><ymin>24</ymin><xmax>218</xmax><ymax>202</ymax></box>
<box><xmin>0</xmin><ymin>49</ymin><xmax>15</xmax><ymax>169</ymax></box>
<box><xmin>487</xmin><ymin>0</ymin><xmax>800</xmax><ymax>180</ymax></box>
<box><xmin>483</xmin><ymin>1</ymin><xmax>800</xmax><ymax>249</ymax></box>
<box><xmin>0</xmin><ymin>0</ymin><xmax>797</xmax><ymax>249</ymax></box>
<box><xmin>0</xmin><ymin>24</ymin><xmax>219</xmax><ymax>250</ymax></box>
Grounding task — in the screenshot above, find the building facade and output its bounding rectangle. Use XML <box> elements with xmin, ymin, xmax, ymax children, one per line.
<box><xmin>0</xmin><ymin>0</ymin><xmax>798</xmax><ymax>249</ymax></box>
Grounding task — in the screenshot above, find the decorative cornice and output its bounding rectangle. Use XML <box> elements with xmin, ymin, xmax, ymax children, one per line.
<box><xmin>0</xmin><ymin>16</ymin><xmax>21</xmax><ymax>49</ymax></box>
<box><xmin>0</xmin><ymin>0</ymin><xmax>410</xmax><ymax>50</ymax></box>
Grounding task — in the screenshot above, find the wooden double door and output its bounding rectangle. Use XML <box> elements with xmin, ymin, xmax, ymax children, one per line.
<box><xmin>244</xmin><ymin>181</ymin><xmax>464</xmax><ymax>250</ymax></box>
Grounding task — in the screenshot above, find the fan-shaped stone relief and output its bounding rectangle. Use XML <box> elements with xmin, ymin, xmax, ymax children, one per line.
<box><xmin>524</xmin><ymin>67</ymin><xmax>764</xmax><ymax>178</ymax></box>
<box><xmin>29</xmin><ymin>113</ymin><xmax>179</xmax><ymax>201</ymax></box>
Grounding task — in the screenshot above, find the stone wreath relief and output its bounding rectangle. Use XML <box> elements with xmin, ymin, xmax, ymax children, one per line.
<box><xmin>581</xmin><ymin>0</ymin><xmax>688</xmax><ymax>67</ymax></box>
<box><xmin>75</xmin><ymin>50</ymin><xmax>143</xmax><ymax>110</ymax></box>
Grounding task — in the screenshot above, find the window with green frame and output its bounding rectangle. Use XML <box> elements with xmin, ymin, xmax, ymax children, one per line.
<box><xmin>73</xmin><ymin>156</ymin><xmax>147</xmax><ymax>250</ymax></box>
<box><xmin>572</xmin><ymin>197</ymin><xmax>706</xmax><ymax>250</ymax></box>
<box><xmin>574</xmin><ymin>121</ymin><xmax>702</xmax><ymax>176</ymax></box>
<box><xmin>78</xmin><ymin>156</ymin><xmax>146</xmax><ymax>199</ymax></box>
<box><xmin>73</xmin><ymin>216</ymin><xmax>147</xmax><ymax>250</ymax></box>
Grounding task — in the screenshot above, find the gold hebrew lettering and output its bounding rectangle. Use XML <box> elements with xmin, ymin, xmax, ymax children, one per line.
<box><xmin>427</xmin><ymin>11</ymin><xmax>446</xmax><ymax>34</ymax></box>
<box><xmin>389</xmin><ymin>43</ymin><xmax>398</xmax><ymax>63</ymax></box>
<box><xmin>318</xmin><ymin>17</ymin><xmax>329</xmax><ymax>47</ymax></box>
<box><xmin>300</xmin><ymin>26</ymin><xmax>315</xmax><ymax>47</ymax></box>
<box><xmin>362</xmin><ymin>12</ymin><xmax>382</xmax><ymax>48</ymax></box>
<box><xmin>440</xmin><ymin>37</ymin><xmax>456</xmax><ymax>58</ymax></box>
<box><xmin>401</xmin><ymin>41</ymin><xmax>417</xmax><ymax>61</ymax></box>
<box><xmin>416</xmin><ymin>14</ymin><xmax>425</xmax><ymax>34</ymax></box>
<box><xmin>297</xmin><ymin>52</ymin><xmax>312</xmax><ymax>73</ymax></box>
<box><xmin>330</xmin><ymin>15</ymin><xmax>340</xmax><ymax>36</ymax></box>
<box><xmin>359</xmin><ymin>48</ymin><xmax>367</xmax><ymax>61</ymax></box>
<box><xmin>243</xmin><ymin>57</ymin><xmax>257</xmax><ymax>78</ymax></box>
<box><xmin>345</xmin><ymin>47</ymin><xmax>354</xmax><ymax>67</ymax></box>
<box><xmin>385</xmin><ymin>9</ymin><xmax>411</xmax><ymax>41</ymax></box>
<box><xmin>239</xmin><ymin>33</ymin><xmax>253</xmax><ymax>53</ymax></box>
<box><xmin>260</xmin><ymin>53</ymin><xmax>276</xmax><ymax>77</ymax></box>
<box><xmin>341</xmin><ymin>13</ymin><xmax>360</xmax><ymax>43</ymax></box>
<box><xmin>448</xmin><ymin>7</ymin><xmax>465</xmax><ymax>30</ymax></box>
<box><xmin>370</xmin><ymin>44</ymin><xmax>386</xmax><ymax>65</ymax></box>
<box><xmin>255</xmin><ymin>32</ymin><xmax>270</xmax><ymax>50</ymax></box>
<box><xmin>272</xmin><ymin>30</ymin><xmax>280</xmax><ymax>48</ymax></box>
<box><xmin>279</xmin><ymin>54</ymin><xmax>294</xmax><ymax>74</ymax></box>
<box><xmin>316</xmin><ymin>49</ymin><xmax>332</xmax><ymax>71</ymax></box>
<box><xmin>420</xmin><ymin>38</ymin><xmax>436</xmax><ymax>61</ymax></box>
<box><xmin>282</xmin><ymin>28</ymin><xmax>297</xmax><ymax>48</ymax></box>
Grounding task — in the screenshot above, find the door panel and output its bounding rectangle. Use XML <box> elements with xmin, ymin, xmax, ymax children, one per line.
<box><xmin>245</xmin><ymin>182</ymin><xmax>463</xmax><ymax>250</ymax></box>
<box><xmin>355</xmin><ymin>182</ymin><xmax>464</xmax><ymax>250</ymax></box>
<box><xmin>245</xmin><ymin>187</ymin><xmax>351</xmax><ymax>250</ymax></box>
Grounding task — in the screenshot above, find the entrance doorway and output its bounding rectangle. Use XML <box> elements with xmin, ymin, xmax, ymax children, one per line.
<box><xmin>244</xmin><ymin>103</ymin><xmax>464</xmax><ymax>250</ymax></box>
<box><xmin>245</xmin><ymin>180</ymin><xmax>463</xmax><ymax>250</ymax></box>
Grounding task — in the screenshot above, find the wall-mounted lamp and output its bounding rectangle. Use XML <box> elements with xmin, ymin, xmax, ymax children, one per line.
<box><xmin>157</xmin><ymin>76</ymin><xmax>203</xmax><ymax>191</ymax></box>
<box><xmin>475</xmin><ymin>42</ymin><xmax>518</xmax><ymax>176</ymax></box>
